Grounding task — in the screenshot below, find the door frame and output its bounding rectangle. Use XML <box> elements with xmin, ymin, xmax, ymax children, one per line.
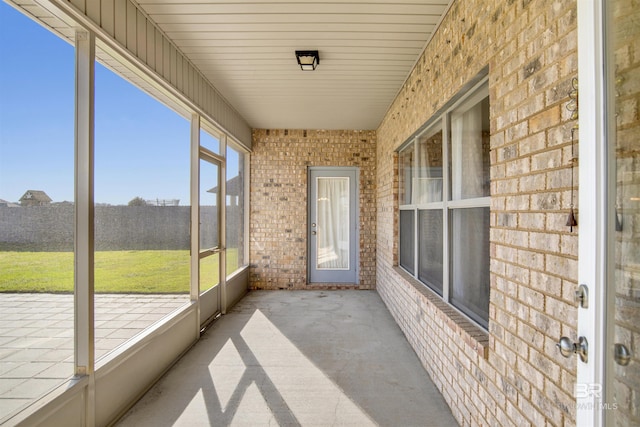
<box><xmin>307</xmin><ymin>166</ymin><xmax>360</xmax><ymax>284</ymax></box>
<box><xmin>199</xmin><ymin>149</ymin><xmax>223</xmax><ymax>326</ymax></box>
<box><xmin>191</xmin><ymin>115</ymin><xmax>225</xmax><ymax>328</ymax></box>
<box><xmin>577</xmin><ymin>0</ymin><xmax>608</xmax><ymax>425</ymax></box>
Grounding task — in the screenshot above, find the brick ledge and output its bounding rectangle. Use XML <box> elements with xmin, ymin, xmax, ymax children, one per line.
<box><xmin>393</xmin><ymin>266</ymin><xmax>489</xmax><ymax>359</ymax></box>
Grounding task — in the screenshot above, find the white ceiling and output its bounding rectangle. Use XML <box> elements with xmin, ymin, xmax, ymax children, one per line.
<box><xmin>135</xmin><ymin>0</ymin><xmax>452</xmax><ymax>130</ymax></box>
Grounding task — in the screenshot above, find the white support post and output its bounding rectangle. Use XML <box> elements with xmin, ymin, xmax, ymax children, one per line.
<box><xmin>74</xmin><ymin>28</ymin><xmax>95</xmax><ymax>426</ymax></box>
<box><xmin>190</xmin><ymin>114</ymin><xmax>200</xmax><ymax>306</ymax></box>
<box><xmin>244</xmin><ymin>150</ymin><xmax>250</xmax><ymax>272</ymax></box>
<box><xmin>220</xmin><ymin>135</ymin><xmax>227</xmax><ymax>313</ymax></box>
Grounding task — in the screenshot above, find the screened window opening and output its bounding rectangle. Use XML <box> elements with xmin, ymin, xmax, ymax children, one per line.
<box><xmin>94</xmin><ymin>58</ymin><xmax>191</xmax><ymax>358</ymax></box>
<box><xmin>398</xmin><ymin>78</ymin><xmax>490</xmax><ymax>328</ymax></box>
<box><xmin>226</xmin><ymin>143</ymin><xmax>246</xmax><ymax>277</ymax></box>
<box><xmin>0</xmin><ymin>3</ymin><xmax>75</xmax><ymax>417</ymax></box>
<box><xmin>0</xmin><ymin>1</ymin><xmax>252</xmax><ymax>422</ymax></box>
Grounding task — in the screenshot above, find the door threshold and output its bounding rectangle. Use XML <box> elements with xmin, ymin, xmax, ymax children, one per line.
<box><xmin>306</xmin><ymin>283</ymin><xmax>361</xmax><ymax>290</ymax></box>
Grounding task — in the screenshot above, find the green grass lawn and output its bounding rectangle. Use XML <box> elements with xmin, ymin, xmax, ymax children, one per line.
<box><xmin>0</xmin><ymin>250</ymin><xmax>238</xmax><ymax>293</ymax></box>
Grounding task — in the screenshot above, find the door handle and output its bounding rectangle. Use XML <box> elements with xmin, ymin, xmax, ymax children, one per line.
<box><xmin>557</xmin><ymin>336</ymin><xmax>588</xmax><ymax>363</ymax></box>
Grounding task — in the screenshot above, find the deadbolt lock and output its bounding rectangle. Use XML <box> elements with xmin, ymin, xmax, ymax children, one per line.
<box><xmin>575</xmin><ymin>284</ymin><xmax>589</xmax><ymax>309</ymax></box>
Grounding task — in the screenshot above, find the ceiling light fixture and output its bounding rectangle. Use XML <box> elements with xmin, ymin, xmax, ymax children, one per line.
<box><xmin>295</xmin><ymin>50</ymin><xmax>320</xmax><ymax>71</ymax></box>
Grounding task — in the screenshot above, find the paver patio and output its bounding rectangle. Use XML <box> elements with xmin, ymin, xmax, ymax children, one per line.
<box><xmin>0</xmin><ymin>293</ymin><xmax>188</xmax><ymax>421</ymax></box>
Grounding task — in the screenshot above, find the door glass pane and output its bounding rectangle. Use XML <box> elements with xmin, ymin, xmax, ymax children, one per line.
<box><xmin>199</xmin><ymin>158</ymin><xmax>219</xmax><ymax>293</ymax></box>
<box><xmin>200</xmin><ymin>128</ymin><xmax>220</xmax><ymax>154</ymax></box>
<box><xmin>450</xmin><ymin>207</ymin><xmax>490</xmax><ymax>328</ymax></box>
<box><xmin>418</xmin><ymin>210</ymin><xmax>443</xmax><ymax>295</ymax></box>
<box><xmin>451</xmin><ymin>94</ymin><xmax>490</xmax><ymax>200</ymax></box>
<box><xmin>415</xmin><ymin>127</ymin><xmax>443</xmax><ymax>204</ymax></box>
<box><xmin>609</xmin><ymin>0</ymin><xmax>640</xmax><ymax>423</ymax></box>
<box><xmin>316</xmin><ymin>177</ymin><xmax>349</xmax><ymax>270</ymax></box>
<box><xmin>199</xmin><ymin>252</ymin><xmax>219</xmax><ymax>292</ymax></box>
<box><xmin>200</xmin><ymin>159</ymin><xmax>219</xmax><ymax>251</ymax></box>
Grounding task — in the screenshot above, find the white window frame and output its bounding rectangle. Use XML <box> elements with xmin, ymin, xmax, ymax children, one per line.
<box><xmin>576</xmin><ymin>0</ymin><xmax>607</xmax><ymax>426</ymax></box>
<box><xmin>398</xmin><ymin>77</ymin><xmax>490</xmax><ymax>329</ymax></box>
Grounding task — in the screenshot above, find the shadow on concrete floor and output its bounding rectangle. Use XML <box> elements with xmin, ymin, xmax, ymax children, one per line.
<box><xmin>117</xmin><ymin>290</ymin><xmax>458</xmax><ymax>427</ymax></box>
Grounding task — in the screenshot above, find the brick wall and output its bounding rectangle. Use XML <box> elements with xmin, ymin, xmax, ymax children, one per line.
<box><xmin>376</xmin><ymin>0</ymin><xmax>578</xmax><ymax>426</ymax></box>
<box><xmin>250</xmin><ymin>129</ymin><xmax>376</xmax><ymax>289</ymax></box>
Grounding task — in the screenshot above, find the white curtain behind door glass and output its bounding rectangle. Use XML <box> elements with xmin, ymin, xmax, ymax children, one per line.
<box><xmin>317</xmin><ymin>177</ymin><xmax>349</xmax><ymax>269</ymax></box>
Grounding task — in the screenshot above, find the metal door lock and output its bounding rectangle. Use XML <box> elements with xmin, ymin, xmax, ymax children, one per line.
<box><xmin>557</xmin><ymin>336</ymin><xmax>589</xmax><ymax>363</ymax></box>
<box><xmin>575</xmin><ymin>284</ymin><xmax>589</xmax><ymax>308</ymax></box>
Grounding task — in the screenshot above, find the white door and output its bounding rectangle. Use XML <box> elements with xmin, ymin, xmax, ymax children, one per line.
<box><xmin>308</xmin><ymin>167</ymin><xmax>358</xmax><ymax>284</ymax></box>
<box><xmin>577</xmin><ymin>1</ymin><xmax>640</xmax><ymax>425</ymax></box>
<box><xmin>199</xmin><ymin>153</ymin><xmax>222</xmax><ymax>326</ymax></box>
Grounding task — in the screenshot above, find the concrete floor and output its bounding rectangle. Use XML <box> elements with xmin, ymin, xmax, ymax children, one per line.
<box><xmin>117</xmin><ymin>290</ymin><xmax>458</xmax><ymax>427</ymax></box>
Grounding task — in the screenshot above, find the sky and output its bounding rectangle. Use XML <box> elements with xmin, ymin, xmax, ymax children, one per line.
<box><xmin>0</xmin><ymin>2</ymin><xmax>239</xmax><ymax>206</ymax></box>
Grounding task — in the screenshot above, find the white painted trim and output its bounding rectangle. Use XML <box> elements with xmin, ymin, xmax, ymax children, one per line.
<box><xmin>74</xmin><ymin>27</ymin><xmax>96</xmax><ymax>427</ymax></box>
<box><xmin>3</xmin><ymin>376</ymin><xmax>89</xmax><ymax>426</ymax></box>
<box><xmin>411</xmin><ymin>137</ymin><xmax>419</xmax><ymax>275</ymax></box>
<box><xmin>243</xmin><ymin>149</ymin><xmax>250</xmax><ymax>269</ymax></box>
<box><xmin>577</xmin><ymin>0</ymin><xmax>607</xmax><ymax>426</ymax></box>
<box><xmin>190</xmin><ymin>114</ymin><xmax>200</xmax><ymax>310</ymax></box>
<box><xmin>220</xmin><ymin>134</ymin><xmax>228</xmax><ymax>314</ymax></box>
<box><xmin>447</xmin><ymin>197</ymin><xmax>491</xmax><ymax>209</ymax></box>
<box><xmin>308</xmin><ymin>167</ymin><xmax>360</xmax><ymax>284</ymax></box>
<box><xmin>442</xmin><ymin>112</ymin><xmax>450</xmax><ymax>302</ymax></box>
<box><xmin>397</xmin><ymin>78</ymin><xmax>489</xmax><ymax>319</ymax></box>
<box><xmin>197</xmin><ymin>149</ymin><xmax>222</xmax><ymax>324</ymax></box>
<box><xmin>93</xmin><ymin>307</ymin><xmax>198</xmax><ymax>426</ymax></box>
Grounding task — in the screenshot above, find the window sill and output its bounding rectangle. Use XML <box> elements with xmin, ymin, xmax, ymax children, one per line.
<box><xmin>393</xmin><ymin>267</ymin><xmax>489</xmax><ymax>360</ymax></box>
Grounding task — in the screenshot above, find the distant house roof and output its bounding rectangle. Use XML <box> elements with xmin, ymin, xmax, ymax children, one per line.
<box><xmin>0</xmin><ymin>199</ymin><xmax>19</xmax><ymax>207</ymax></box>
<box><xmin>19</xmin><ymin>190</ymin><xmax>52</xmax><ymax>204</ymax></box>
<box><xmin>207</xmin><ymin>174</ymin><xmax>243</xmax><ymax>196</ymax></box>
